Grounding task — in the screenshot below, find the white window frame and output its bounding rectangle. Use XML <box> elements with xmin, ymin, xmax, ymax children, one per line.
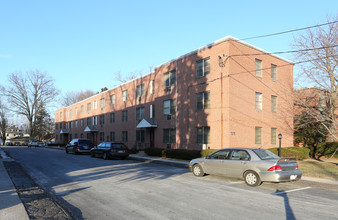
<box><xmin>255</xmin><ymin>92</ymin><xmax>263</xmax><ymax>111</ymax></box>
<box><xmin>255</xmin><ymin>59</ymin><xmax>262</xmax><ymax>77</ymax></box>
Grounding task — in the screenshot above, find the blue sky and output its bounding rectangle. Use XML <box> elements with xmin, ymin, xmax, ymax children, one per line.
<box><xmin>0</xmin><ymin>0</ymin><xmax>337</xmax><ymax>113</ymax></box>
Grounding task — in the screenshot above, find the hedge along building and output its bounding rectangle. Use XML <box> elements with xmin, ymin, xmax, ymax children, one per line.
<box><xmin>54</xmin><ymin>36</ymin><xmax>294</xmax><ymax>150</ymax></box>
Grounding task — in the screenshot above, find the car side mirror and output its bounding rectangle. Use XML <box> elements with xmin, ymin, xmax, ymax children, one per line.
<box><xmin>74</xmin><ymin>142</ymin><xmax>78</xmax><ymax>145</ymax></box>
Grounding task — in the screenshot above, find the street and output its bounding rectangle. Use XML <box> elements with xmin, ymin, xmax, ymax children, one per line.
<box><xmin>3</xmin><ymin>146</ymin><xmax>338</xmax><ymax>220</ymax></box>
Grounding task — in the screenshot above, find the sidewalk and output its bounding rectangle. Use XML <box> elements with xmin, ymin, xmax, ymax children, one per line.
<box><xmin>0</xmin><ymin>148</ymin><xmax>29</xmax><ymax>220</ymax></box>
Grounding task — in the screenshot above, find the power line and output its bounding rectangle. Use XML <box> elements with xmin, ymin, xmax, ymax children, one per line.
<box><xmin>240</xmin><ymin>20</ymin><xmax>338</xmax><ymax>41</ymax></box>
<box><xmin>229</xmin><ymin>45</ymin><xmax>338</xmax><ymax>57</ymax></box>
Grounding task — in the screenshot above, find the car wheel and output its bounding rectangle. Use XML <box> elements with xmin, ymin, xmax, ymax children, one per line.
<box><xmin>244</xmin><ymin>171</ymin><xmax>262</xmax><ymax>187</ymax></box>
<box><xmin>65</xmin><ymin>149</ymin><xmax>69</xmax><ymax>154</ymax></box>
<box><xmin>192</xmin><ymin>164</ymin><xmax>204</xmax><ymax>177</ymax></box>
<box><xmin>103</xmin><ymin>152</ymin><xmax>109</xmax><ymax>160</ymax></box>
<box><xmin>90</xmin><ymin>152</ymin><xmax>95</xmax><ymax>157</ymax></box>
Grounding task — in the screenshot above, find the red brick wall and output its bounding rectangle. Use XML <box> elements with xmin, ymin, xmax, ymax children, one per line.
<box><xmin>55</xmin><ymin>36</ymin><xmax>294</xmax><ymax>150</ymax></box>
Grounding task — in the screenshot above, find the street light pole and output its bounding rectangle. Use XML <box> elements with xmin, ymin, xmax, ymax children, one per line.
<box><xmin>278</xmin><ymin>133</ymin><xmax>282</xmax><ymax>157</ymax></box>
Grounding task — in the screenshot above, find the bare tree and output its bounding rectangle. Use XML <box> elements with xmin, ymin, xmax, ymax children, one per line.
<box><xmin>293</xmin><ymin>16</ymin><xmax>338</xmax><ymax>156</ymax></box>
<box><xmin>0</xmin><ymin>70</ymin><xmax>59</xmax><ymax>138</ymax></box>
<box><xmin>61</xmin><ymin>89</ymin><xmax>96</xmax><ymax>106</ymax></box>
<box><xmin>0</xmin><ymin>99</ymin><xmax>9</xmax><ymax>145</ymax></box>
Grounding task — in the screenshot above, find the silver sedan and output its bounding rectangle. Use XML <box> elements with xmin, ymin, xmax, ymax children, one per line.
<box><xmin>189</xmin><ymin>148</ymin><xmax>302</xmax><ymax>186</ymax></box>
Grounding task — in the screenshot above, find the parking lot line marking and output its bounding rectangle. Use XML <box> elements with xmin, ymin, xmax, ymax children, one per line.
<box><xmin>273</xmin><ymin>187</ymin><xmax>312</xmax><ymax>195</ymax></box>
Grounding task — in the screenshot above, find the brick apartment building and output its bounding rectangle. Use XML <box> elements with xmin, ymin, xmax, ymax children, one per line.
<box><xmin>54</xmin><ymin>36</ymin><xmax>294</xmax><ymax>150</ymax></box>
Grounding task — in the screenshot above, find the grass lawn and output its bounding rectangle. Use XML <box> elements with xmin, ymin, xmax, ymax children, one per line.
<box><xmin>298</xmin><ymin>158</ymin><xmax>338</xmax><ymax>180</ymax></box>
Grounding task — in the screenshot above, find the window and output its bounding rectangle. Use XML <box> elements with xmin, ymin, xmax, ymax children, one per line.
<box><xmin>271</xmin><ymin>95</ymin><xmax>277</xmax><ymax>113</ymax></box>
<box><xmin>122</xmin><ymin>90</ymin><xmax>128</xmax><ymax>102</ymax></box>
<box><xmin>122</xmin><ymin>131</ymin><xmax>128</xmax><ymax>142</ymax></box>
<box><xmin>271</xmin><ymin>128</ymin><xmax>277</xmax><ymax>145</ymax></box>
<box><xmin>136</xmin><ymin>107</ymin><xmax>145</xmax><ymax>120</ymax></box>
<box><xmin>163</xmin><ymin>99</ymin><xmax>176</xmax><ymax>115</ymax></box>
<box><xmin>87</xmin><ymin>103</ymin><xmax>91</xmax><ymax>112</ymax></box>
<box><xmin>100</xmin><ymin>115</ymin><xmax>105</xmax><ymax>125</ymax></box>
<box><xmin>208</xmin><ymin>149</ymin><xmax>231</xmax><ymax>160</ymax></box>
<box><xmin>75</xmin><ymin>120</ymin><xmax>78</xmax><ymax>128</ymax></box>
<box><xmin>196</xmin><ymin>91</ymin><xmax>210</xmax><ymax>110</ymax></box>
<box><xmin>150</xmin><ymin>80</ymin><xmax>154</xmax><ymax>94</ymax></box>
<box><xmin>196</xmin><ymin>57</ymin><xmax>210</xmax><ymax>78</ymax></box>
<box><xmin>100</xmin><ymin>132</ymin><xmax>105</xmax><ymax>142</ymax></box>
<box><xmin>163</xmin><ymin>70</ymin><xmax>176</xmax><ymax>87</ymax></box>
<box><xmin>93</xmin><ymin>100</ymin><xmax>97</xmax><ymax>110</ymax></box>
<box><xmin>196</xmin><ymin>126</ymin><xmax>210</xmax><ymax>144</ymax></box>
<box><xmin>150</xmin><ymin>104</ymin><xmax>154</xmax><ymax>118</ymax></box>
<box><xmin>70</xmin><ymin>109</ymin><xmax>72</xmax><ymax>119</ymax></box>
<box><xmin>110</xmin><ymin>132</ymin><xmax>115</xmax><ymax>142</ymax></box>
<box><xmin>60</xmin><ymin>112</ymin><xmax>62</xmax><ymax>120</ymax></box>
<box><xmin>81</xmin><ymin>105</ymin><xmax>84</xmax><ymax>113</ymax></box>
<box><xmin>136</xmin><ymin>130</ymin><xmax>145</xmax><ymax>142</ymax></box>
<box><xmin>110</xmin><ymin>113</ymin><xmax>115</xmax><ymax>123</ymax></box>
<box><xmin>136</xmin><ymin>84</ymin><xmax>145</xmax><ymax>98</ymax></box>
<box><xmin>75</xmin><ymin>108</ymin><xmax>78</xmax><ymax>116</ymax></box>
<box><xmin>255</xmin><ymin>59</ymin><xmax>262</xmax><ymax>77</ymax></box>
<box><xmin>87</xmin><ymin>117</ymin><xmax>91</xmax><ymax>126</ymax></box>
<box><xmin>75</xmin><ymin>133</ymin><xmax>78</xmax><ymax>138</ymax></box>
<box><xmin>163</xmin><ymin>128</ymin><xmax>176</xmax><ymax>144</ymax></box>
<box><xmin>80</xmin><ymin>119</ymin><xmax>84</xmax><ymax>127</ymax></box>
<box><xmin>100</xmin><ymin>98</ymin><xmax>105</xmax><ymax>109</ymax></box>
<box><xmin>255</xmin><ymin>127</ymin><xmax>262</xmax><ymax>145</ymax></box>
<box><xmin>271</xmin><ymin>64</ymin><xmax>277</xmax><ymax>81</ymax></box>
<box><xmin>66</xmin><ymin>111</ymin><xmax>69</xmax><ymax>119</ymax></box>
<box><xmin>110</xmin><ymin>94</ymin><xmax>115</xmax><ymax>105</ymax></box>
<box><xmin>255</xmin><ymin>92</ymin><xmax>262</xmax><ymax>110</ymax></box>
<box><xmin>122</xmin><ymin>110</ymin><xmax>128</xmax><ymax>122</ymax></box>
<box><xmin>93</xmin><ymin>116</ymin><xmax>98</xmax><ymax>125</ymax></box>
<box><xmin>230</xmin><ymin>150</ymin><xmax>250</xmax><ymax>161</ymax></box>
<box><xmin>80</xmin><ymin>133</ymin><xmax>83</xmax><ymax>138</ymax></box>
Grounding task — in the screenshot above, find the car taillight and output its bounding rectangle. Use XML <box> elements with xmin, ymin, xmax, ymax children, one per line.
<box><xmin>76</xmin><ymin>145</ymin><xmax>79</xmax><ymax>149</ymax></box>
<box><xmin>296</xmin><ymin>164</ymin><xmax>299</xmax><ymax>169</ymax></box>
<box><xmin>268</xmin><ymin>165</ymin><xmax>282</xmax><ymax>171</ymax></box>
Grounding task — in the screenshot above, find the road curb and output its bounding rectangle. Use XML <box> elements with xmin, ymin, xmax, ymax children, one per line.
<box><xmin>44</xmin><ymin>146</ymin><xmax>337</xmax><ymax>184</ymax></box>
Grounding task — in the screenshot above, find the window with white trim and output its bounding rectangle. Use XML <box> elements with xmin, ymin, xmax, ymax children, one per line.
<box><xmin>255</xmin><ymin>92</ymin><xmax>262</xmax><ymax>111</ymax></box>
<box><xmin>255</xmin><ymin>59</ymin><xmax>262</xmax><ymax>77</ymax></box>
<box><xmin>196</xmin><ymin>57</ymin><xmax>210</xmax><ymax>78</ymax></box>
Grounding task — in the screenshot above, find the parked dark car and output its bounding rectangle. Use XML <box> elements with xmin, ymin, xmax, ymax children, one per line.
<box><xmin>6</xmin><ymin>142</ymin><xmax>13</xmax><ymax>146</ymax></box>
<box><xmin>90</xmin><ymin>142</ymin><xmax>129</xmax><ymax>160</ymax></box>
<box><xmin>22</xmin><ymin>142</ymin><xmax>29</xmax><ymax>146</ymax></box>
<box><xmin>65</xmin><ymin>139</ymin><xmax>93</xmax><ymax>154</ymax></box>
<box><xmin>38</xmin><ymin>142</ymin><xmax>45</xmax><ymax>147</ymax></box>
<box><xmin>14</xmin><ymin>142</ymin><xmax>21</xmax><ymax>146</ymax></box>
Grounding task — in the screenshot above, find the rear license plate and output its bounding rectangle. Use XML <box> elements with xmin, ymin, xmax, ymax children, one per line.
<box><xmin>118</xmin><ymin>150</ymin><xmax>125</xmax><ymax>153</ymax></box>
<box><xmin>83</xmin><ymin>146</ymin><xmax>88</xmax><ymax>150</ymax></box>
<box><xmin>290</xmin><ymin>175</ymin><xmax>297</xmax><ymax>180</ymax></box>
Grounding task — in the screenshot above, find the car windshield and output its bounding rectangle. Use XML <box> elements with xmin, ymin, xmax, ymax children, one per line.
<box><xmin>79</xmin><ymin>140</ymin><xmax>92</xmax><ymax>145</ymax></box>
<box><xmin>111</xmin><ymin>144</ymin><xmax>126</xmax><ymax>149</ymax></box>
<box><xmin>252</xmin><ymin>149</ymin><xmax>280</xmax><ymax>160</ymax></box>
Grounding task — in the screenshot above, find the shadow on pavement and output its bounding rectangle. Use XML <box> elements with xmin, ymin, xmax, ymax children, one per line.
<box><xmin>273</xmin><ymin>189</ymin><xmax>295</xmax><ymax>220</ymax></box>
